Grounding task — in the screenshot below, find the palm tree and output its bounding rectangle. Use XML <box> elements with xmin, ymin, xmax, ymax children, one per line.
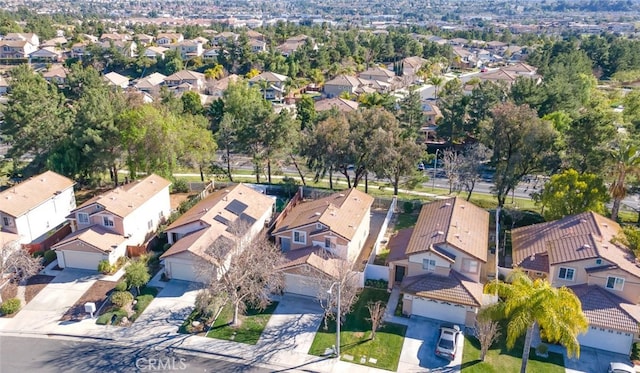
<box><xmin>429</xmin><ymin>76</ymin><xmax>444</xmax><ymax>100</ymax></box>
<box><xmin>609</xmin><ymin>143</ymin><xmax>640</xmax><ymax>221</ymax></box>
<box><xmin>485</xmin><ymin>270</ymin><xmax>588</xmax><ymax>373</ymax></box>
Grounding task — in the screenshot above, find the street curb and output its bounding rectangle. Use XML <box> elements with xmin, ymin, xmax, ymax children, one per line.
<box><xmin>0</xmin><ymin>330</ymin><xmax>116</xmax><ymax>342</ymax></box>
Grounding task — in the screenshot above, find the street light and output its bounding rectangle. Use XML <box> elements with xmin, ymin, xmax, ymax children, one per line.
<box><xmin>432</xmin><ymin>148</ymin><xmax>441</xmax><ymax>191</ymax></box>
<box><xmin>327</xmin><ymin>281</ymin><xmax>341</xmax><ymax>357</ymax></box>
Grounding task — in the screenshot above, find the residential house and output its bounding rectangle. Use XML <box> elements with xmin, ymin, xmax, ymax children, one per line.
<box><xmin>0</xmin><ymin>171</ymin><xmax>76</xmax><ymax>247</ymax></box>
<box><xmin>101</xmin><ymin>40</ymin><xmax>137</xmax><ymax>58</ymax></box>
<box><xmin>29</xmin><ymin>46</ymin><xmax>63</xmax><ymax>62</ymax></box>
<box><xmin>42</xmin><ymin>65</ymin><xmax>68</xmax><ymax>85</ymax></box>
<box><xmin>358</xmin><ymin>66</ymin><xmax>396</xmax><ymax>83</ymax></box>
<box><xmin>99</xmin><ymin>33</ymin><xmax>131</xmax><ymax>43</ymax></box>
<box><xmin>192</xmin><ymin>36</ymin><xmax>209</xmax><ymax>46</ymax></box>
<box><xmin>164</xmin><ymin>70</ymin><xmax>206</xmax><ymax>92</ymax></box>
<box><xmin>250</xmin><ymin>39</ymin><xmax>266</xmax><ymax>53</ymax></box>
<box><xmin>323</xmin><ymin>74</ymin><xmax>362</xmax><ymax>98</ymax></box>
<box><xmin>248</xmin><ymin>71</ymin><xmax>288</xmax><ymax>102</ymax></box>
<box><xmin>272</xmin><ymin>188</ymin><xmax>374</xmax><ymax>296</ymax></box>
<box><xmin>205</xmin><ymin>74</ymin><xmax>238</xmax><ymax>98</ymax></box>
<box><xmin>501</xmin><ymin>62</ymin><xmax>538</xmax><ymax>76</ymax></box>
<box><xmin>419</xmin><ymin>102</ymin><xmax>443</xmax><ymax>143</ymax></box>
<box><xmin>0</xmin><ymin>40</ymin><xmax>37</xmax><ymax>59</ymax></box>
<box><xmin>402</xmin><ymin>56</ymin><xmax>427</xmax><ymax>77</ymax></box>
<box><xmin>4</xmin><ymin>33</ymin><xmax>39</xmax><ymax>47</ymax></box>
<box><xmin>275</xmin><ymin>35</ymin><xmax>315</xmax><ymax>57</ymax></box>
<box><xmin>314</xmin><ymin>97</ymin><xmax>359</xmax><ymax>113</ymax></box>
<box><xmin>40</xmin><ymin>36</ymin><xmax>67</xmax><ymax>48</ymax></box>
<box><xmin>246</xmin><ymin>30</ymin><xmax>265</xmax><ymax>41</ymax></box>
<box><xmin>134</xmin><ymin>72</ymin><xmax>167</xmax><ymax>94</ymax></box>
<box><xmin>169</xmin><ymin>40</ymin><xmax>203</xmax><ymax>59</ymax></box>
<box><xmin>212</xmin><ymin>31</ymin><xmax>238</xmax><ymax>46</ymax></box>
<box><xmin>53</xmin><ymin>174</ymin><xmax>171</xmax><ymax>270</ymax></box>
<box><xmin>202</xmin><ymin>47</ymin><xmax>220</xmax><ymax>62</ymax></box>
<box><xmin>156</xmin><ymin>33</ymin><xmax>184</xmax><ymax>46</ymax></box>
<box><xmin>134</xmin><ymin>34</ymin><xmax>154</xmax><ymax>46</ymax></box>
<box><xmin>143</xmin><ymin>46</ymin><xmax>168</xmax><ymax>60</ymax></box>
<box><xmin>387</xmin><ymin>197</ymin><xmax>489</xmax><ymax>326</ymax></box>
<box><xmin>452</xmin><ymin>46</ymin><xmax>479</xmax><ymax>69</ymax></box>
<box><xmin>160</xmin><ymin>184</ymin><xmax>275</xmax><ymax>282</ymax></box>
<box><xmin>70</xmin><ymin>42</ymin><xmax>90</xmax><ymax>59</ymax></box>
<box><xmin>511</xmin><ymin>211</ymin><xmax>640</xmax><ymax>354</ymax></box>
<box><xmin>0</xmin><ymin>76</ymin><xmax>8</xmax><ymax>95</ymax></box>
<box><xmin>485</xmin><ymin>40</ymin><xmax>508</xmax><ymax>52</ymax></box>
<box><xmin>103</xmin><ymin>71</ymin><xmax>130</xmax><ymax>89</ymax></box>
<box><xmin>449</xmin><ymin>38</ymin><xmax>469</xmax><ymax>46</ymax></box>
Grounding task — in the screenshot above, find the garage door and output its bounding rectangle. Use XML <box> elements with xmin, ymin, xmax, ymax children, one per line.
<box><xmin>578</xmin><ymin>326</ymin><xmax>633</xmax><ymax>354</ymax></box>
<box><xmin>284</xmin><ymin>273</ymin><xmax>319</xmax><ymax>297</ymax></box>
<box><xmin>167</xmin><ymin>261</ymin><xmax>197</xmax><ymax>282</ymax></box>
<box><xmin>412</xmin><ymin>297</ymin><xmax>467</xmax><ymax>325</ymax></box>
<box><xmin>63</xmin><ymin>250</ymin><xmax>105</xmax><ymax>270</ymax></box>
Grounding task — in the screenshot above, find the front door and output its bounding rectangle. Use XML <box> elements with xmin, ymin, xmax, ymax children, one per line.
<box><xmin>395</xmin><ymin>265</ymin><xmax>406</xmax><ymax>283</ymax></box>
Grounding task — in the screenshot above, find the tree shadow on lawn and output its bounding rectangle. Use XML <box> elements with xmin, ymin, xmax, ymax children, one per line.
<box><xmin>465</xmin><ymin>334</ymin><xmax>565</xmax><ymax>370</ymax></box>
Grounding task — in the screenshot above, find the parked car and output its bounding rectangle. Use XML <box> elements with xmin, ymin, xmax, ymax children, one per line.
<box><xmin>608</xmin><ymin>362</ymin><xmax>635</xmax><ymax>373</ymax></box>
<box><xmin>417</xmin><ymin>162</ymin><xmax>425</xmax><ymax>171</ymax></box>
<box><xmin>435</xmin><ymin>324</ymin><xmax>461</xmax><ymax>360</ymax></box>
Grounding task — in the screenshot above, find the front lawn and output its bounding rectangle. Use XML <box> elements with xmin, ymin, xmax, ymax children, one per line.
<box><xmin>461</xmin><ymin>335</ymin><xmax>564</xmax><ymax>373</ymax></box>
<box><xmin>309</xmin><ymin>288</ymin><xmax>407</xmax><ymax>371</ymax></box>
<box><xmin>206</xmin><ymin>301</ymin><xmax>278</xmax><ymax>345</ymax></box>
<box><xmin>94</xmin><ymin>286</ymin><xmax>158</xmax><ymax>326</ymax></box>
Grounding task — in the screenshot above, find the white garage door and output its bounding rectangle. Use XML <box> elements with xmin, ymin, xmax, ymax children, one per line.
<box><xmin>578</xmin><ymin>326</ymin><xmax>633</xmax><ymax>354</ymax></box>
<box><xmin>63</xmin><ymin>250</ymin><xmax>105</xmax><ymax>270</ymax></box>
<box><xmin>284</xmin><ymin>273</ymin><xmax>320</xmax><ymax>297</ymax></box>
<box><xmin>167</xmin><ymin>261</ymin><xmax>197</xmax><ymax>282</ymax></box>
<box><xmin>412</xmin><ymin>297</ymin><xmax>467</xmax><ymax>325</ymax></box>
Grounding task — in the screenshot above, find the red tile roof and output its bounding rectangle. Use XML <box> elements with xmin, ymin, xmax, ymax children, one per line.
<box><xmin>569</xmin><ymin>284</ymin><xmax>640</xmax><ymax>334</ymax></box>
<box><xmin>401</xmin><ymin>271</ymin><xmax>483</xmax><ymax>307</ymax></box>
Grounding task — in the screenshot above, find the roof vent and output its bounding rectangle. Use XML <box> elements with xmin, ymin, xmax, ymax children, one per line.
<box><xmin>40</xmin><ymin>178</ymin><xmax>45</xmax><ymax>182</ymax></box>
<box><xmin>460</xmin><ymin>205</ymin><xmax>465</xmax><ymax>209</ymax></box>
<box><xmin>579</xmin><ymin>218</ymin><xmax>587</xmax><ymax>223</ymax></box>
<box><xmin>339</xmin><ymin>194</ymin><xmax>345</xmax><ymax>197</ymax></box>
<box><xmin>530</xmin><ymin>254</ymin><xmax>536</xmax><ymax>261</ymax></box>
<box><xmin>602</xmin><ymin>223</ymin><xmax>608</xmax><ymax>228</ymax></box>
<box><xmin>110</xmin><ymin>197</ymin><xmax>116</xmax><ymax>200</ymax></box>
<box><xmin>437</xmin><ymin>231</ymin><xmax>444</xmax><ymax>235</ymax></box>
<box><xmin>314</xmin><ymin>212</ymin><xmax>321</xmax><ymax>216</ymax></box>
<box><xmin>445</xmin><ymin>202</ymin><xmax>451</xmax><ymax>206</ymax></box>
<box><xmin>224</xmin><ymin>189</ymin><xmax>230</xmax><ymax>193</ymax></box>
<box><xmin>583</xmin><ymin>244</ymin><xmax>591</xmax><ymax>249</ymax></box>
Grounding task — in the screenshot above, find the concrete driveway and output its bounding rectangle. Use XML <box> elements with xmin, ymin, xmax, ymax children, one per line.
<box><xmin>399</xmin><ymin>316</ymin><xmax>464</xmax><ymax>373</ymax></box>
<box><xmin>124</xmin><ymin>280</ymin><xmax>199</xmax><ymax>339</ymax></box>
<box><xmin>564</xmin><ymin>346</ymin><xmax>633</xmax><ymax>373</ymax></box>
<box><xmin>258</xmin><ymin>295</ymin><xmax>323</xmax><ymax>353</ymax></box>
<box><xmin>3</xmin><ymin>269</ymin><xmax>99</xmax><ymax>333</ymax></box>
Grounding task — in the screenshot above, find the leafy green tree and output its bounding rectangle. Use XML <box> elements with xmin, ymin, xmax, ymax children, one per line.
<box><xmin>160</xmin><ymin>49</ymin><xmax>183</xmax><ymax>75</ymax></box>
<box><xmin>396</xmin><ymin>88</ymin><xmax>424</xmax><ymax>136</ymax></box>
<box><xmin>564</xmin><ymin>106</ymin><xmax>616</xmax><ymax>174</ymax></box>
<box><xmin>302</xmin><ymin>112</ymin><xmax>351</xmax><ymax>189</ymax></box>
<box><xmin>509</xmin><ymin>77</ymin><xmax>546</xmax><ymax>112</ymax></box>
<box><xmin>467</xmin><ymin>81</ymin><xmax>507</xmax><ymax>138</ymax></box>
<box><xmin>481</xmin><ymin>102</ymin><xmax>558</xmax><ymax>207</ymax></box>
<box><xmin>296</xmin><ymin>94</ymin><xmax>317</xmax><ymax>130</ymax></box>
<box><xmin>436</xmin><ymin>79</ymin><xmax>470</xmax><ymax>144</ymax></box>
<box><xmin>532</xmin><ymin>169</ymin><xmax>609</xmax><ymax>220</ymax></box>
<box><xmin>125</xmin><ymin>260</ymin><xmax>150</xmax><ymax>295</ymax></box>
<box><xmin>609</xmin><ymin>144</ymin><xmax>640</xmax><ymax>221</ymax></box>
<box><xmin>1</xmin><ymin>65</ymin><xmax>72</xmax><ymax>172</ymax></box>
<box><xmin>179</xmin><ymin>114</ymin><xmax>217</xmax><ymax>181</ymax></box>
<box><xmin>181</xmin><ymin>91</ymin><xmax>204</xmax><ymax>115</ymax></box>
<box><xmin>215</xmin><ymin>113</ymin><xmax>237</xmax><ymax>182</ymax></box>
<box><xmin>485</xmin><ymin>270</ymin><xmax>588</xmax><ymax>373</ymax></box>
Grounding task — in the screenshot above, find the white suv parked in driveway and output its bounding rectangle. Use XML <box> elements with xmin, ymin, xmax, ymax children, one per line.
<box><xmin>435</xmin><ymin>324</ymin><xmax>461</xmax><ymax>361</ymax></box>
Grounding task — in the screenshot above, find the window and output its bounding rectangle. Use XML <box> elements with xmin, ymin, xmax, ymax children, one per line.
<box><xmin>316</xmin><ymin>223</ymin><xmax>323</xmax><ymax>230</ymax></box>
<box><xmin>558</xmin><ymin>267</ymin><xmax>575</xmax><ymax>281</ymax></box>
<box><xmin>2</xmin><ymin>216</ymin><xmax>11</xmax><ymax>227</ymax></box>
<box><xmin>462</xmin><ymin>259</ymin><xmax>479</xmax><ymax>274</ymax></box>
<box><xmin>78</xmin><ymin>213</ymin><xmax>89</xmax><ymax>224</ymax></box>
<box><xmin>103</xmin><ymin>216</ymin><xmax>114</xmax><ymax>227</ymax></box>
<box><xmin>606</xmin><ymin>276</ymin><xmax>624</xmax><ymax>291</ymax></box>
<box><xmin>293</xmin><ymin>230</ymin><xmax>306</xmax><ymax>244</ymax></box>
<box><xmin>422</xmin><ymin>259</ymin><xmax>436</xmax><ymax>271</ymax></box>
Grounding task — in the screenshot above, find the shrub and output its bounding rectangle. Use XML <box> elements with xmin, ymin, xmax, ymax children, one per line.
<box><xmin>111</xmin><ymin>291</ymin><xmax>134</xmax><ymax>308</ymax></box>
<box><xmin>96</xmin><ymin>309</ymin><xmax>128</xmax><ymax>325</ymax></box>
<box><xmin>32</xmin><ymin>251</ymin><xmax>44</xmax><ymax>258</ymax></box>
<box><xmin>162</xmin><ymin>243</ymin><xmax>172</xmax><ymax>252</ymax></box>
<box><xmin>172</xmin><ymin>178</ymin><xmax>189</xmax><ymax>193</ymax></box>
<box><xmin>115</xmin><ymin>280</ymin><xmax>128</xmax><ymax>292</ymax></box>
<box><xmin>536</xmin><ymin>343</ymin><xmax>549</xmax><ymax>355</ymax></box>
<box><xmin>97</xmin><ymin>260</ymin><xmax>112</xmax><ymax>274</ymax></box>
<box><xmin>403</xmin><ymin>201</ymin><xmax>414</xmax><ymax>214</ymax></box>
<box><xmin>365</xmin><ymin>279</ymin><xmax>389</xmax><ymax>289</ymax></box>
<box><xmin>631</xmin><ymin>342</ymin><xmax>640</xmax><ymax>361</ymax></box>
<box><xmin>43</xmin><ymin>250</ymin><xmax>57</xmax><ymax>264</ymax></box>
<box><xmin>0</xmin><ymin>298</ymin><xmax>21</xmax><ymax>315</ymax></box>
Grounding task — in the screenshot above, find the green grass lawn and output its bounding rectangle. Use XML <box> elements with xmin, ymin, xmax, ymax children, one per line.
<box><xmin>395</xmin><ymin>212</ymin><xmax>419</xmax><ymax>230</ymax></box>
<box><xmin>309</xmin><ymin>288</ymin><xmax>407</xmax><ymax>371</ymax></box>
<box><xmin>206</xmin><ymin>302</ymin><xmax>279</xmax><ymax>345</ymax></box>
<box><xmin>461</xmin><ymin>335</ymin><xmax>565</xmax><ymax>373</ymax></box>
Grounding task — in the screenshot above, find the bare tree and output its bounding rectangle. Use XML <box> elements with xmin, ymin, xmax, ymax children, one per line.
<box><xmin>312</xmin><ymin>251</ymin><xmax>361</xmax><ymax>331</ymax></box>
<box><xmin>459</xmin><ymin>143</ymin><xmax>492</xmax><ymax>201</ymax></box>
<box><xmin>442</xmin><ymin>149</ymin><xmax>463</xmax><ymax>194</ymax></box>
<box><xmin>366</xmin><ymin>300</ymin><xmax>386</xmax><ymax>340</ymax></box>
<box><xmin>198</xmin><ymin>226</ymin><xmax>284</xmax><ymax>326</ymax></box>
<box><xmin>475</xmin><ymin>314</ymin><xmax>501</xmax><ymax>361</ymax></box>
<box><xmin>0</xmin><ymin>239</ymin><xmax>42</xmax><ymax>285</ymax></box>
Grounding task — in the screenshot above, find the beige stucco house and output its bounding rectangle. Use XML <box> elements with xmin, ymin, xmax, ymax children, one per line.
<box><xmin>387</xmin><ymin>197</ymin><xmax>489</xmax><ymax>327</ymax></box>
<box><xmin>53</xmin><ymin>174</ymin><xmax>171</xmax><ymax>270</ymax></box>
<box><xmin>512</xmin><ymin>211</ymin><xmax>640</xmax><ymax>354</ymax></box>
<box><xmin>160</xmin><ymin>184</ymin><xmax>275</xmax><ymax>283</ymax></box>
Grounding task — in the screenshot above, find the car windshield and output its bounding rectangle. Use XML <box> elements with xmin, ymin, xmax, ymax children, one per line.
<box><xmin>438</xmin><ymin>339</ymin><xmax>454</xmax><ymax>350</ymax></box>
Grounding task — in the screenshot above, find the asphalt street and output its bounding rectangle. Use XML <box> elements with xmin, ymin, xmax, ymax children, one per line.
<box><xmin>0</xmin><ymin>336</ymin><xmax>269</xmax><ymax>373</ymax></box>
